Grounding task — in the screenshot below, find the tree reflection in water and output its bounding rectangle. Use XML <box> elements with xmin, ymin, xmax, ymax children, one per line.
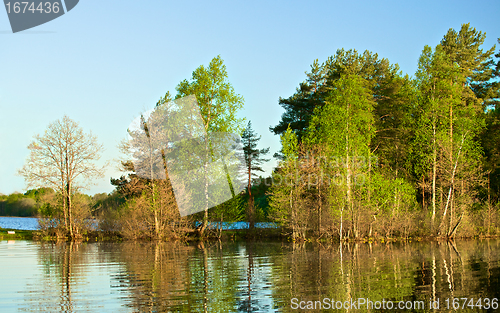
<box><xmin>16</xmin><ymin>239</ymin><xmax>500</xmax><ymax>312</ymax></box>
<box><xmin>22</xmin><ymin>241</ymin><xmax>94</xmax><ymax>312</ymax></box>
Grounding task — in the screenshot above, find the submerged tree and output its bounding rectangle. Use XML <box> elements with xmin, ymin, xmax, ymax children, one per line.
<box><xmin>19</xmin><ymin>116</ymin><xmax>106</xmax><ymax>238</ymax></box>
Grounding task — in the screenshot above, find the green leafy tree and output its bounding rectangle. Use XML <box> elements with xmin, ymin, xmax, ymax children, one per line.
<box><xmin>439</xmin><ymin>25</ymin><xmax>498</xmax><ymax>236</ymax></box>
<box><xmin>306</xmin><ymin>74</ymin><xmax>375</xmax><ymax>240</ymax></box>
<box><xmin>268</xmin><ymin>126</ymin><xmax>306</xmax><ymax>240</ymax></box>
<box><xmin>271</xmin><ymin>49</ymin><xmax>401</xmax><ymax>141</ymax></box>
<box><xmin>175</xmin><ymin>55</ymin><xmax>245</xmax><ymax>234</ymax></box>
<box><xmin>412</xmin><ymin>33</ymin><xmax>487</xmax><ymax>237</ymax></box>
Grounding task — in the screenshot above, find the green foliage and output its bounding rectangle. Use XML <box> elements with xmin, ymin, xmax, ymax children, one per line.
<box><xmin>0</xmin><ymin>188</ymin><xmax>56</xmax><ymax>217</ymax></box>
<box><xmin>281</xmin><ymin>125</ymin><xmax>298</xmax><ymax>161</ymax></box>
<box><xmin>306</xmin><ymin>74</ymin><xmax>375</xmax><ymax>154</ymax></box>
<box><xmin>242</xmin><ymin>121</ymin><xmax>271</xmax><ymax>181</ymax></box>
<box><xmin>100</xmin><ymin>25</ymin><xmax>499</xmax><ymax>240</ymax></box>
<box><xmin>408</xmin><ymin>29</ymin><xmax>490</xmax><ymax>236</ymax></box>
<box><xmin>268</xmin><ymin>127</ymin><xmax>304</xmax><ymax>236</ymax></box>
<box><xmin>271</xmin><ymin>49</ymin><xmax>401</xmax><ymax>140</ymax></box>
<box><xmin>209</xmin><ymin>194</ymin><xmax>245</xmax><ymax>222</ymax></box>
<box><xmin>266</xmin><ymin>23</ymin><xmax>499</xmax><ymax>239</ymax></box>
<box><xmin>175</xmin><ymin>55</ymin><xmax>245</xmax><ymax>135</ymax></box>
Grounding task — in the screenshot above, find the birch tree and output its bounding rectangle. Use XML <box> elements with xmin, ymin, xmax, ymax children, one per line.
<box><xmin>175</xmin><ymin>55</ymin><xmax>245</xmax><ymax>234</ymax></box>
<box><xmin>413</xmin><ymin>40</ymin><xmax>486</xmax><ymax>237</ymax></box>
<box><xmin>306</xmin><ymin>74</ymin><xmax>375</xmax><ymax>240</ymax></box>
<box><xmin>268</xmin><ymin>126</ymin><xmax>305</xmax><ymax>240</ymax></box>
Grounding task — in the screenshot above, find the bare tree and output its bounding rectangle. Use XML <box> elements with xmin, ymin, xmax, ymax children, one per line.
<box><xmin>19</xmin><ymin>116</ymin><xmax>106</xmax><ymax>238</ymax></box>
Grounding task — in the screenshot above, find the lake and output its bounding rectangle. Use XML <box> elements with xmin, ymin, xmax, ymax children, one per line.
<box><xmin>0</xmin><ymin>216</ymin><xmax>277</xmax><ymax>232</ymax></box>
<box><xmin>0</xmin><ymin>239</ymin><xmax>499</xmax><ymax>312</ymax></box>
<box><xmin>0</xmin><ymin>217</ymin><xmax>39</xmax><ymax>230</ymax></box>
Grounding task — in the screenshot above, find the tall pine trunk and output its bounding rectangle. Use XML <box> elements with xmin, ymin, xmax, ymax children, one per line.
<box><xmin>248</xmin><ymin>162</ymin><xmax>254</xmax><ymax>230</ymax></box>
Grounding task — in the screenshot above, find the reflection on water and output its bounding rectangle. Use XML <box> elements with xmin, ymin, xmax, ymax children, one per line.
<box><xmin>0</xmin><ymin>240</ymin><xmax>498</xmax><ymax>312</ymax></box>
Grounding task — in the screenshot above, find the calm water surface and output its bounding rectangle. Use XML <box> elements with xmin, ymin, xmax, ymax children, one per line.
<box><xmin>0</xmin><ymin>216</ymin><xmax>276</xmax><ymax>231</ymax></box>
<box><xmin>0</xmin><ymin>239</ymin><xmax>499</xmax><ymax>312</ymax></box>
<box><xmin>0</xmin><ymin>217</ymin><xmax>39</xmax><ymax>230</ymax></box>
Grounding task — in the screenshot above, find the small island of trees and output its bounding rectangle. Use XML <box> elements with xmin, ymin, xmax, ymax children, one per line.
<box><xmin>4</xmin><ymin>23</ymin><xmax>500</xmax><ymax>242</ymax></box>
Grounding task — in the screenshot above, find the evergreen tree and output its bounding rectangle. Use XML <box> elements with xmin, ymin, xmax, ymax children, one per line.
<box><xmin>270</xmin><ymin>49</ymin><xmax>401</xmax><ymax>141</ymax></box>
<box><xmin>241</xmin><ymin>121</ymin><xmax>270</xmax><ymax>229</ymax></box>
<box><xmin>440</xmin><ymin>23</ymin><xmax>496</xmax><ymax>110</ymax></box>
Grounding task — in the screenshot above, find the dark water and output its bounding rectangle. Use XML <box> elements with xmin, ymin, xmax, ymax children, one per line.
<box><xmin>0</xmin><ymin>239</ymin><xmax>499</xmax><ymax>312</ymax></box>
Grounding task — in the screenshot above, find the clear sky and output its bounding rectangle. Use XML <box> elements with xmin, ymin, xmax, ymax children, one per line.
<box><xmin>1</xmin><ymin>0</ymin><xmax>499</xmax><ymax>195</ymax></box>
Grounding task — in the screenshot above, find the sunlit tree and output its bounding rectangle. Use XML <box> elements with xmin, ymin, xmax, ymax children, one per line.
<box><xmin>19</xmin><ymin>116</ymin><xmax>106</xmax><ymax>237</ymax></box>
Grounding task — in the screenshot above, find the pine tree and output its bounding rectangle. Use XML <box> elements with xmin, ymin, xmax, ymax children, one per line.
<box><xmin>241</xmin><ymin>121</ymin><xmax>270</xmax><ymax>229</ymax></box>
<box><xmin>270</xmin><ymin>49</ymin><xmax>401</xmax><ymax>141</ymax></box>
<box><xmin>440</xmin><ymin>23</ymin><xmax>496</xmax><ymax>110</ymax></box>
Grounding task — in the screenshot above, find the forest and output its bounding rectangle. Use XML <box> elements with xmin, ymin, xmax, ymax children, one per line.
<box><xmin>6</xmin><ymin>23</ymin><xmax>500</xmax><ymax>241</ymax></box>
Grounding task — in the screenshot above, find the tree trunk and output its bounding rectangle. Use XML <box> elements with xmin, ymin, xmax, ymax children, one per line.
<box><xmin>447</xmin><ymin>213</ymin><xmax>463</xmax><ymax>238</ymax></box>
<box><xmin>318</xmin><ymin>175</ymin><xmax>322</xmax><ymax>236</ymax></box>
<box><xmin>62</xmin><ymin>186</ymin><xmax>69</xmax><ymax>233</ymax></box>
<box><xmin>339</xmin><ymin>206</ymin><xmax>344</xmax><ymax>242</ymax></box>
<box><xmin>422</xmin><ymin>176</ymin><xmax>425</xmax><ymax>210</ymax></box>
<box><xmin>439</xmin><ymin>134</ymin><xmax>466</xmax><ymax>235</ymax></box>
<box><xmin>346</xmin><ymin>102</ymin><xmax>352</xmax><ymax>240</ymax></box>
<box><xmin>431</xmin><ymin>121</ymin><xmax>437</xmax><ymax>231</ymax></box>
<box><xmin>248</xmin><ymin>163</ymin><xmax>254</xmax><ymax>230</ymax></box>
<box><xmin>66</xmin><ymin>182</ymin><xmax>74</xmax><ymax>238</ymax></box>
<box><xmin>200</xmin><ymin>140</ymin><xmax>209</xmax><ymax>236</ymax></box>
<box><xmin>290</xmin><ymin>188</ymin><xmax>294</xmax><ymax>239</ymax></box>
<box><xmin>487</xmin><ymin>172</ymin><xmax>491</xmax><ymax>236</ymax></box>
<box><xmin>448</xmin><ymin>102</ymin><xmax>454</xmax><ymax>237</ymax></box>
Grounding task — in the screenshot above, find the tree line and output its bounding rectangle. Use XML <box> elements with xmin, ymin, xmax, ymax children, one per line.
<box><xmin>268</xmin><ymin>23</ymin><xmax>500</xmax><ymax>240</ymax></box>
<box><xmin>14</xmin><ymin>23</ymin><xmax>500</xmax><ymax>241</ymax></box>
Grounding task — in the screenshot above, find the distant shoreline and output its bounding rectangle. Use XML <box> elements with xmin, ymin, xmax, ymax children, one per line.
<box><xmin>0</xmin><ymin>216</ymin><xmax>38</xmax><ymax>218</ymax></box>
<box><xmin>1</xmin><ymin>227</ymin><xmax>499</xmax><ymax>243</ymax></box>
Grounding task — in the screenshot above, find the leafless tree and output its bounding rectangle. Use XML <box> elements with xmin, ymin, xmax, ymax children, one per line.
<box><xmin>19</xmin><ymin>115</ymin><xmax>106</xmax><ymax>238</ymax></box>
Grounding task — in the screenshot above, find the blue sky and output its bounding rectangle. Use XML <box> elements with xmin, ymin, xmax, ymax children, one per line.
<box><xmin>1</xmin><ymin>0</ymin><xmax>499</xmax><ymax>195</ymax></box>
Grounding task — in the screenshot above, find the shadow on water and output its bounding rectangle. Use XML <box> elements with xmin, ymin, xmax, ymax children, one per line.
<box><xmin>9</xmin><ymin>239</ymin><xmax>500</xmax><ymax>312</ymax></box>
